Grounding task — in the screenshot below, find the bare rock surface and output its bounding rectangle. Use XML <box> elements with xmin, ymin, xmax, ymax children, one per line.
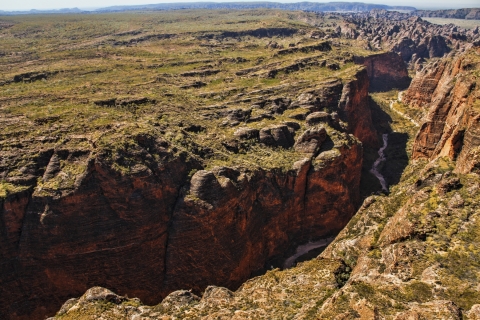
<box><xmin>404</xmin><ymin>47</ymin><xmax>480</xmax><ymax>174</ymax></box>
<box><xmin>294</xmin><ymin>126</ymin><xmax>327</xmax><ymax>154</ymax></box>
<box><xmin>259</xmin><ymin>124</ymin><xmax>295</xmax><ymax>148</ymax></box>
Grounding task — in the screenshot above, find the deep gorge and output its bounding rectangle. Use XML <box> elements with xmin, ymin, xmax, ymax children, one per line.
<box><xmin>1</xmin><ymin>8</ymin><xmax>479</xmax><ymax>320</ymax></box>
<box><xmin>0</xmin><ymin>52</ymin><xmax>410</xmax><ymax>319</ymax></box>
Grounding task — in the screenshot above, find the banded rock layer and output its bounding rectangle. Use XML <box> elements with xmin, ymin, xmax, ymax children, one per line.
<box><xmin>404</xmin><ymin>46</ymin><xmax>480</xmax><ymax>173</ymax></box>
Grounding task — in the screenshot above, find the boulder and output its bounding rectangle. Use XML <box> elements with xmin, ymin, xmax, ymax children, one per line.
<box><xmin>234</xmin><ymin>127</ymin><xmax>259</xmax><ymax>140</ymax></box>
<box><xmin>80</xmin><ymin>287</ymin><xmax>126</xmax><ymax>304</ymax></box>
<box><xmin>294</xmin><ymin>127</ymin><xmax>327</xmax><ymax>154</ymax></box>
<box><xmin>190</xmin><ymin>170</ymin><xmax>223</xmax><ymax>202</ymax></box>
<box><xmin>259</xmin><ymin>125</ymin><xmax>295</xmax><ymax>148</ymax></box>
<box><xmin>226</xmin><ymin>108</ymin><xmax>251</xmax><ymax>122</ymax></box>
<box><xmin>306</xmin><ymin>112</ymin><xmax>331</xmax><ymax>126</ymax></box>
<box><xmin>283</xmin><ymin>121</ymin><xmax>301</xmax><ymax>132</ymax></box>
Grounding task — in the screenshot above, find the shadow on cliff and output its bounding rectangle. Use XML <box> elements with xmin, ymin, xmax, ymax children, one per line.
<box><xmin>360</xmin><ymin>96</ymin><xmax>409</xmax><ymax>198</ymax></box>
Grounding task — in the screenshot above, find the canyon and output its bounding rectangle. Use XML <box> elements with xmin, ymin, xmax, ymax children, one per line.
<box><xmin>0</xmin><ymin>61</ymin><xmax>374</xmax><ymax>320</ymax></box>
<box><xmin>52</xmin><ymin>43</ymin><xmax>480</xmax><ymax>320</ymax></box>
<box><xmin>0</xmin><ymin>8</ymin><xmax>479</xmax><ymax>320</ymax></box>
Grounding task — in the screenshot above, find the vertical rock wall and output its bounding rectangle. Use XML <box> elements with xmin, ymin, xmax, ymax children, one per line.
<box><xmin>354</xmin><ymin>52</ymin><xmax>411</xmax><ymax>92</ymax></box>
<box><xmin>403</xmin><ymin>48</ymin><xmax>480</xmax><ymax>173</ymax></box>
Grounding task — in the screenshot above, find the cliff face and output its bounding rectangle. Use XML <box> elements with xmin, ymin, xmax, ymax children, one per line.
<box><xmin>0</xmin><ymin>68</ymin><xmax>373</xmax><ymax>319</ymax></box>
<box><xmin>354</xmin><ymin>52</ymin><xmax>411</xmax><ymax>92</ymax></box>
<box><xmin>404</xmin><ymin>47</ymin><xmax>480</xmax><ymax>174</ymax></box>
<box><xmin>51</xmin><ymin>111</ymin><xmax>480</xmax><ymax>320</ymax></box>
<box><xmin>164</xmin><ymin>139</ymin><xmax>362</xmax><ymax>296</ymax></box>
<box><xmin>338</xmin><ymin>68</ymin><xmax>379</xmax><ymax>148</ymax></box>
<box><xmin>0</xmin><ymin>141</ymin><xmax>200</xmax><ymax>319</ymax></box>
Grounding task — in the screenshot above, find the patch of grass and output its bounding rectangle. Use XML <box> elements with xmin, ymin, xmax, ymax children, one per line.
<box><xmin>0</xmin><ymin>182</ymin><xmax>29</xmax><ymax>198</ymax></box>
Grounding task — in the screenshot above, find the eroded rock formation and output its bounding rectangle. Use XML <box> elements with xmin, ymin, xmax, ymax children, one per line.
<box><xmin>0</xmin><ymin>68</ymin><xmax>373</xmax><ymax>319</ymax></box>
<box><xmin>404</xmin><ymin>47</ymin><xmax>480</xmax><ymax>173</ymax></box>
<box><xmin>14</xmin><ymin>9</ymin><xmax>480</xmax><ymax>320</ymax></box>
<box><xmin>354</xmin><ymin>51</ymin><xmax>411</xmax><ymax>91</ymax></box>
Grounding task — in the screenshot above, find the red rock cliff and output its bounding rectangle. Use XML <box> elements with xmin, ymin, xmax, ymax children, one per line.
<box><xmin>403</xmin><ymin>47</ymin><xmax>480</xmax><ymax>173</ymax></box>
<box><xmin>0</xmin><ymin>69</ymin><xmax>374</xmax><ymax>320</ymax></box>
<box><xmin>338</xmin><ymin>68</ymin><xmax>379</xmax><ymax>148</ymax></box>
<box><xmin>354</xmin><ymin>52</ymin><xmax>411</xmax><ymax>92</ymax></box>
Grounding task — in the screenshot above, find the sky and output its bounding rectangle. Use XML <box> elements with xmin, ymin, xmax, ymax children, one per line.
<box><xmin>1</xmin><ymin>0</ymin><xmax>479</xmax><ymax>12</ymax></box>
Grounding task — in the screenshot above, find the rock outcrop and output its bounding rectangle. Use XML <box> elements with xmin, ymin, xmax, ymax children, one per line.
<box><xmin>294</xmin><ymin>126</ymin><xmax>327</xmax><ymax>154</ymax></box>
<box><xmin>258</xmin><ymin>124</ymin><xmax>295</xmax><ymax>148</ymax></box>
<box><xmin>338</xmin><ymin>68</ymin><xmax>379</xmax><ymax>148</ymax></box>
<box><xmin>50</xmin><ymin>157</ymin><xmax>480</xmax><ymax>320</ymax></box>
<box><xmin>0</xmin><ymin>132</ymin><xmax>363</xmax><ymax>319</ymax></box>
<box><xmin>0</xmin><ymin>140</ymin><xmax>200</xmax><ymax>319</ymax></box>
<box><xmin>404</xmin><ymin>47</ymin><xmax>480</xmax><ymax>174</ymax></box>
<box><xmin>339</xmin><ymin>10</ymin><xmax>480</xmax><ymax>69</ymax></box>
<box><xmin>163</xmin><ymin>137</ymin><xmax>362</xmax><ymax>297</ymax></box>
<box><xmin>354</xmin><ymin>51</ymin><xmax>411</xmax><ymax>91</ymax></box>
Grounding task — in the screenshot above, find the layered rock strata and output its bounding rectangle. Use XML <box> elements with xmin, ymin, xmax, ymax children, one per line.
<box><xmin>404</xmin><ymin>47</ymin><xmax>480</xmax><ymax>173</ymax></box>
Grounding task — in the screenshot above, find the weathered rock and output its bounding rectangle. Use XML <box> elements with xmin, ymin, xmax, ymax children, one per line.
<box><xmin>468</xmin><ymin>304</ymin><xmax>480</xmax><ymax>320</ymax></box>
<box><xmin>393</xmin><ymin>301</ymin><xmax>462</xmax><ymax>320</ymax></box>
<box><xmin>283</xmin><ymin>121</ymin><xmax>301</xmax><ymax>133</ymax></box>
<box><xmin>190</xmin><ymin>170</ymin><xmax>224</xmax><ymax>202</ymax></box>
<box><xmin>13</xmin><ymin>71</ymin><xmax>58</xmax><ymax>83</ymax></box>
<box><xmin>305</xmin><ymin>111</ymin><xmax>331</xmax><ymax>126</ymax></box>
<box><xmin>354</xmin><ymin>52</ymin><xmax>410</xmax><ymax>91</ymax></box>
<box><xmin>42</xmin><ymin>154</ymin><xmax>61</xmax><ymax>181</ymax></box>
<box><xmin>180</xmin><ymin>69</ymin><xmax>220</xmax><ymax>77</ymax></box>
<box><xmin>404</xmin><ymin>49</ymin><xmax>480</xmax><ymax>174</ymax></box>
<box><xmin>294</xmin><ymin>127</ymin><xmax>327</xmax><ymax>154</ymax></box>
<box><xmin>233</xmin><ymin>127</ymin><xmax>259</xmax><ymax>140</ymax></box>
<box><xmin>226</xmin><ymin>108</ymin><xmax>251</xmax><ymax>122</ymax></box>
<box><xmin>268</xmin><ymin>97</ymin><xmax>291</xmax><ymax>114</ymax></box>
<box><xmin>163</xmin><ymin>138</ymin><xmax>362</xmax><ymax>300</ymax></box>
<box><xmin>0</xmin><ymin>140</ymin><xmax>201</xmax><ymax>320</ymax></box>
<box><xmin>80</xmin><ymin>287</ymin><xmax>126</xmax><ymax>304</ymax></box>
<box><xmin>338</xmin><ymin>69</ymin><xmax>379</xmax><ymax>148</ymax></box>
<box><xmin>259</xmin><ymin>125</ymin><xmax>295</xmax><ymax>148</ymax></box>
<box><xmin>289</xmin><ymin>110</ymin><xmax>310</xmax><ymax>120</ymax></box>
<box><xmin>157</xmin><ymin>290</ymin><xmax>200</xmax><ymax>313</ymax></box>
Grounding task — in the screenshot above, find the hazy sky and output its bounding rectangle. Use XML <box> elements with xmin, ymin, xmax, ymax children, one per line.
<box><xmin>1</xmin><ymin>0</ymin><xmax>479</xmax><ymax>11</ymax></box>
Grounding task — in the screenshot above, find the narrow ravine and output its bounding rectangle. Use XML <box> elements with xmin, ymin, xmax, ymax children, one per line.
<box><xmin>283</xmin><ymin>237</ymin><xmax>335</xmax><ymax>269</ymax></box>
<box><xmin>370</xmin><ymin>133</ymin><xmax>389</xmax><ymax>193</ymax></box>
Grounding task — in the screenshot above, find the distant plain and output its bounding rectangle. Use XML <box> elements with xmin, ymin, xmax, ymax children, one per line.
<box><xmin>423</xmin><ymin>17</ymin><xmax>480</xmax><ymax>29</ymax></box>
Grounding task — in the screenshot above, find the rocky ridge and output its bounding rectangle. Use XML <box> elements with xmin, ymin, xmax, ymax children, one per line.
<box><xmin>412</xmin><ymin>8</ymin><xmax>480</xmax><ymax>20</ymax></box>
<box><xmin>336</xmin><ymin>10</ymin><xmax>480</xmax><ymax>70</ymax></box>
